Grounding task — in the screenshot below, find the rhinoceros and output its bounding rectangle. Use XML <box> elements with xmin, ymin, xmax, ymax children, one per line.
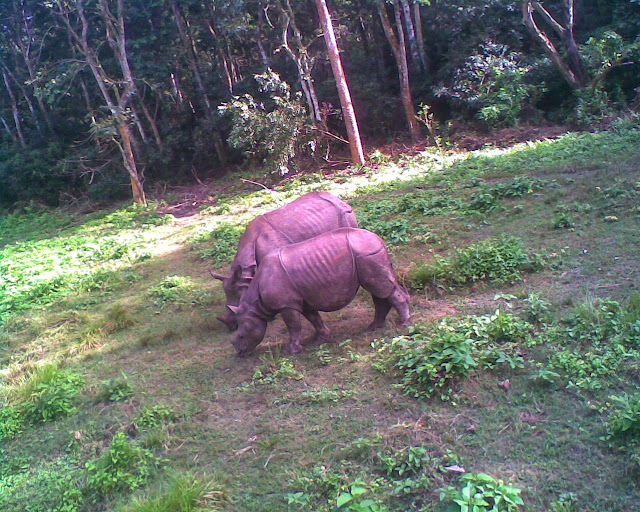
<box><xmin>227</xmin><ymin>227</ymin><xmax>412</xmax><ymax>356</ymax></box>
<box><xmin>211</xmin><ymin>191</ymin><xmax>358</xmax><ymax>330</ymax></box>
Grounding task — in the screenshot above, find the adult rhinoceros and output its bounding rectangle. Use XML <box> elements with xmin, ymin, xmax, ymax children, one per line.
<box><xmin>227</xmin><ymin>227</ymin><xmax>412</xmax><ymax>356</ymax></box>
<box><xmin>211</xmin><ymin>191</ymin><xmax>358</xmax><ymax>330</ymax></box>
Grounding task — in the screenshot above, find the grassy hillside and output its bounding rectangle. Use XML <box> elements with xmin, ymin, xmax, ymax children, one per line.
<box><xmin>1</xmin><ymin>122</ymin><xmax>640</xmax><ymax>512</ymax></box>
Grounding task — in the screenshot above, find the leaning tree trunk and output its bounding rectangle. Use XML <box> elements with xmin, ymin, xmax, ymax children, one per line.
<box><xmin>314</xmin><ymin>0</ymin><xmax>365</xmax><ymax>166</ymax></box>
<box><xmin>2</xmin><ymin>66</ymin><xmax>26</xmax><ymax>147</ymax></box>
<box><xmin>522</xmin><ymin>0</ymin><xmax>584</xmax><ymax>88</ymax></box>
<box><xmin>377</xmin><ymin>0</ymin><xmax>420</xmax><ymax>140</ymax></box>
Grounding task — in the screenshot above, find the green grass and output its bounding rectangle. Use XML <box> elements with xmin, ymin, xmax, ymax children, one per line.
<box><xmin>0</xmin><ymin>125</ymin><xmax>639</xmax><ymax>511</ymax></box>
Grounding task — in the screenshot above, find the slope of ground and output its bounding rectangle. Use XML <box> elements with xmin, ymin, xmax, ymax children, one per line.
<box><xmin>1</xmin><ymin>123</ymin><xmax>639</xmax><ymax>512</ymax></box>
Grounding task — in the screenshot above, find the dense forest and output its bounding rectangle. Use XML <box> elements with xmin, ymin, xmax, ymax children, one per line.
<box><xmin>1</xmin><ymin>0</ymin><xmax>639</xmax><ymax>206</ymax></box>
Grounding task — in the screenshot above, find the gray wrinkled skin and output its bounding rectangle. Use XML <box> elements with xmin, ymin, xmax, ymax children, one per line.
<box><xmin>211</xmin><ymin>192</ymin><xmax>358</xmax><ymax>330</ymax></box>
<box><xmin>229</xmin><ymin>228</ymin><xmax>412</xmax><ymax>356</ymax></box>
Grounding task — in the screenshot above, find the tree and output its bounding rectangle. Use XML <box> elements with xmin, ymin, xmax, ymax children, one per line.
<box><xmin>50</xmin><ymin>0</ymin><xmax>147</xmax><ymax>205</ymax></box>
<box><xmin>522</xmin><ymin>0</ymin><xmax>585</xmax><ymax>88</ymax></box>
<box><xmin>376</xmin><ymin>0</ymin><xmax>420</xmax><ymax>140</ymax></box>
<box><xmin>314</xmin><ymin>0</ymin><xmax>365</xmax><ymax>166</ymax></box>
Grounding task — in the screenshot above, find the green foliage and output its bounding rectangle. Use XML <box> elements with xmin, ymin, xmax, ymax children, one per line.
<box><xmin>219</xmin><ymin>70</ymin><xmax>316</xmax><ymax>175</ymax></box>
<box><xmin>0</xmin><ymin>455</ymin><xmax>84</xmax><ymax>512</ymax></box>
<box><xmin>188</xmin><ymin>221</ymin><xmax>245</xmax><ymax>265</ymax></box>
<box><xmin>410</xmin><ymin>236</ymin><xmax>544</xmax><ymax>290</ymax></box>
<box><xmin>439</xmin><ymin>472</ymin><xmax>523</xmax><ymax>512</ymax></box>
<box><xmin>85</xmin><ymin>431</ymin><xmax>155</xmax><ymax>497</ymax></box>
<box><xmin>603</xmin><ymin>391</ymin><xmax>640</xmax><ymax>444</ymax></box>
<box><xmin>135</xmin><ymin>405</ymin><xmax>176</xmax><ymax>431</ymax></box>
<box><xmin>249</xmin><ymin>355</ymin><xmax>304</xmax><ymax>386</ymax></box>
<box><xmin>96</xmin><ymin>375</ymin><xmax>134</xmax><ymax>403</ymax></box>
<box><xmin>374</xmin><ymin>313</ymin><xmax>527</xmax><ymax>399</ymax></box>
<box><xmin>119</xmin><ymin>471</ymin><xmax>233</xmax><ymax>512</ymax></box>
<box><xmin>437</xmin><ymin>42</ymin><xmax>537</xmax><ymax>128</ymax></box>
<box><xmin>539</xmin><ymin>296</ymin><xmax>640</xmax><ymax>389</ymax></box>
<box><xmin>1</xmin><ymin>365</ymin><xmax>85</xmax><ymax>431</ymax></box>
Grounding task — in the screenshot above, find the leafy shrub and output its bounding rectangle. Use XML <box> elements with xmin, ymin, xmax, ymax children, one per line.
<box><xmin>0</xmin><ymin>456</ymin><xmax>84</xmax><ymax>512</ymax></box>
<box><xmin>188</xmin><ymin>222</ymin><xmax>244</xmax><ymax>266</ymax></box>
<box><xmin>374</xmin><ymin>313</ymin><xmax>527</xmax><ymax>399</ymax></box>
<box><xmin>15</xmin><ymin>365</ymin><xmax>84</xmax><ymax>425</ymax></box>
<box><xmin>410</xmin><ymin>236</ymin><xmax>544</xmax><ymax>290</ymax></box>
<box><xmin>219</xmin><ymin>70</ymin><xmax>316</xmax><ymax>175</ymax></box>
<box><xmin>96</xmin><ymin>375</ymin><xmax>134</xmax><ymax>403</ymax></box>
<box><xmin>603</xmin><ymin>391</ymin><xmax>640</xmax><ymax>444</ymax></box>
<box><xmin>86</xmin><ymin>431</ymin><xmax>155</xmax><ymax>497</ymax></box>
<box><xmin>436</xmin><ymin>42</ymin><xmax>536</xmax><ymax>128</ymax></box>
<box><xmin>135</xmin><ymin>405</ymin><xmax>176</xmax><ymax>431</ymax></box>
<box><xmin>0</xmin><ymin>405</ymin><xmax>25</xmax><ymax>440</ymax></box>
<box><xmin>539</xmin><ymin>296</ymin><xmax>640</xmax><ymax>389</ymax></box>
<box><xmin>439</xmin><ymin>472</ymin><xmax>523</xmax><ymax>512</ymax></box>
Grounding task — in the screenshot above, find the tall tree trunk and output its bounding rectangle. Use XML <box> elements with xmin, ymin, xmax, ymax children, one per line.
<box><xmin>5</xmin><ymin>66</ymin><xmax>43</xmax><ymax>136</ymax></box>
<box><xmin>171</xmin><ymin>1</ymin><xmax>228</xmax><ymax>165</ymax></box>
<box><xmin>1</xmin><ymin>115</ymin><xmax>18</xmax><ymax>143</ymax></box>
<box><xmin>376</xmin><ymin>0</ymin><xmax>420</xmax><ymax>140</ymax></box>
<box><xmin>522</xmin><ymin>0</ymin><xmax>584</xmax><ymax>88</ymax></box>
<box><xmin>399</xmin><ymin>0</ymin><xmax>421</xmax><ymax>71</ymax></box>
<box><xmin>206</xmin><ymin>20</ymin><xmax>234</xmax><ymax>94</ymax></box>
<box><xmin>412</xmin><ymin>1</ymin><xmax>427</xmax><ymax>73</ymax></box>
<box><xmin>278</xmin><ymin>0</ymin><xmax>322</xmax><ymax>123</ymax></box>
<box><xmin>2</xmin><ymin>67</ymin><xmax>26</xmax><ymax>147</ymax></box>
<box><xmin>138</xmin><ymin>94</ymin><xmax>163</xmax><ymax>148</ymax></box>
<box><xmin>11</xmin><ymin>0</ymin><xmax>54</xmax><ymax>132</ymax></box>
<box><xmin>52</xmin><ymin>0</ymin><xmax>147</xmax><ymax>205</ymax></box>
<box><xmin>314</xmin><ymin>0</ymin><xmax>365</xmax><ymax>166</ymax></box>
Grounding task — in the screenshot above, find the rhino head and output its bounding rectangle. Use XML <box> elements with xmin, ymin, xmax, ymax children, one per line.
<box><xmin>227</xmin><ymin>303</ymin><xmax>268</xmax><ymax>356</ymax></box>
<box><xmin>211</xmin><ymin>264</ymin><xmax>255</xmax><ymax>331</ymax></box>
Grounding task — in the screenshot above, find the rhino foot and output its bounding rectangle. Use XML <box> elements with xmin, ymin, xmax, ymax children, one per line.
<box><xmin>283</xmin><ymin>342</ymin><xmax>304</xmax><ymax>355</ymax></box>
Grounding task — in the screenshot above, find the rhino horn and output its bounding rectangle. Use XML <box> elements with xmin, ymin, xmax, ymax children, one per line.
<box><xmin>210</xmin><ymin>271</ymin><xmax>227</xmax><ymax>281</ymax></box>
<box><xmin>227</xmin><ymin>304</ymin><xmax>242</xmax><ymax>314</ymax></box>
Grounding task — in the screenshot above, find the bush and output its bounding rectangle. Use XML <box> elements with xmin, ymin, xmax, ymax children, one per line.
<box><xmin>410</xmin><ymin>236</ymin><xmax>544</xmax><ymax>290</ymax></box>
<box><xmin>86</xmin><ymin>431</ymin><xmax>155</xmax><ymax>497</ymax></box>
<box><xmin>439</xmin><ymin>472</ymin><xmax>523</xmax><ymax>512</ymax></box>
<box><xmin>374</xmin><ymin>312</ymin><xmax>527</xmax><ymax>399</ymax></box>
<box><xmin>219</xmin><ymin>70</ymin><xmax>317</xmax><ymax>175</ymax></box>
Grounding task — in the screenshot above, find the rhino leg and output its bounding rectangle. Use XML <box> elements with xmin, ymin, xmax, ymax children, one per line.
<box><xmin>368</xmin><ymin>296</ymin><xmax>392</xmax><ymax>330</ymax></box>
<box><xmin>303</xmin><ymin>309</ymin><xmax>331</xmax><ymax>339</ymax></box>
<box><xmin>280</xmin><ymin>308</ymin><xmax>304</xmax><ymax>354</ymax></box>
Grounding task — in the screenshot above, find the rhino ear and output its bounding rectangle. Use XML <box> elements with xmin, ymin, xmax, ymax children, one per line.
<box><xmin>210</xmin><ymin>271</ymin><xmax>227</xmax><ymax>281</ymax></box>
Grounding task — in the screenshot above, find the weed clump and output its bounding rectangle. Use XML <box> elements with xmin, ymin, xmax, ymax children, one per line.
<box><xmin>373</xmin><ymin>312</ymin><xmax>528</xmax><ymax>399</ymax></box>
<box><xmin>537</xmin><ymin>295</ymin><xmax>640</xmax><ymax>390</ymax></box>
<box><xmin>410</xmin><ymin>236</ymin><xmax>544</xmax><ymax>290</ymax></box>
<box><xmin>188</xmin><ymin>221</ymin><xmax>245</xmax><ymax>265</ymax></box>
<box><xmin>0</xmin><ymin>364</ymin><xmax>84</xmax><ymax>439</ymax></box>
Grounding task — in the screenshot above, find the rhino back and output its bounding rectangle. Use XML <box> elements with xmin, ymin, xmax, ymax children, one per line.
<box><xmin>262</xmin><ymin>192</ymin><xmax>356</xmax><ymax>243</ymax></box>
<box><xmin>272</xmin><ymin>230</ymin><xmax>360</xmax><ymax>311</ymax></box>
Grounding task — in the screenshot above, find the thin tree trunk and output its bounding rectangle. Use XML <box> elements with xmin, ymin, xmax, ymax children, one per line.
<box><xmin>279</xmin><ymin>0</ymin><xmax>322</xmax><ymax>123</ymax></box>
<box><xmin>412</xmin><ymin>1</ymin><xmax>427</xmax><ymax>73</ymax></box>
<box><xmin>6</xmin><ymin>66</ymin><xmax>43</xmax><ymax>136</ymax></box>
<box><xmin>522</xmin><ymin>0</ymin><xmax>584</xmax><ymax>88</ymax></box>
<box><xmin>138</xmin><ymin>95</ymin><xmax>163</xmax><ymax>148</ymax></box>
<box><xmin>171</xmin><ymin>0</ymin><xmax>211</xmax><ymax>111</ymax></box>
<box><xmin>2</xmin><ymin>67</ymin><xmax>26</xmax><ymax>147</ymax></box>
<box><xmin>256</xmin><ymin>3</ymin><xmax>271</xmax><ymax>70</ymax></box>
<box><xmin>1</xmin><ymin>115</ymin><xmax>18</xmax><ymax>143</ymax></box>
<box><xmin>314</xmin><ymin>0</ymin><xmax>365</xmax><ymax>166</ymax></box>
<box><xmin>399</xmin><ymin>0</ymin><xmax>421</xmax><ymax>71</ymax></box>
<box><xmin>377</xmin><ymin>0</ymin><xmax>420</xmax><ymax>140</ymax></box>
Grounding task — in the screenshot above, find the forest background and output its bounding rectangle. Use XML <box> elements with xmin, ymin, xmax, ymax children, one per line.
<box><xmin>1</xmin><ymin>0</ymin><xmax>639</xmax><ymax>208</ymax></box>
<box><xmin>0</xmin><ymin>0</ymin><xmax>640</xmax><ymax>206</ymax></box>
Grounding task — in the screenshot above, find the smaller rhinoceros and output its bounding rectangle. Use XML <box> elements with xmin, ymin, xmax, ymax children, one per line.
<box><xmin>211</xmin><ymin>191</ymin><xmax>357</xmax><ymax>330</ymax></box>
<box><xmin>228</xmin><ymin>227</ymin><xmax>412</xmax><ymax>356</ymax></box>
